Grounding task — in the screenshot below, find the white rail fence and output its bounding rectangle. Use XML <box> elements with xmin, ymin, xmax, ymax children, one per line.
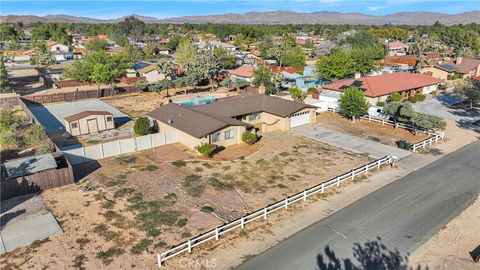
<box><xmin>62</xmin><ymin>131</ymin><xmax>178</xmax><ymax>165</ymax></box>
<box><xmin>410</xmin><ymin>132</ymin><xmax>444</xmax><ymax>152</ymax></box>
<box><xmin>157</xmin><ymin>155</ymin><xmax>396</xmax><ymax>267</ymax></box>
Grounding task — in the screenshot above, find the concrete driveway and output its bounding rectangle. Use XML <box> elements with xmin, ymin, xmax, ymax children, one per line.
<box><xmin>292</xmin><ymin>125</ymin><xmax>411</xmax><ymax>159</ymax></box>
<box><xmin>413</xmin><ymin>95</ymin><xmax>480</xmax><ymax>123</ymax></box>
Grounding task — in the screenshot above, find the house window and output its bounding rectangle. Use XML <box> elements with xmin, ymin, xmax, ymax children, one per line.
<box><xmin>225</xmin><ymin>129</ymin><xmax>234</xmax><ymax>140</ymax></box>
<box><xmin>71</xmin><ymin>122</ymin><xmax>78</xmax><ymax>129</ymax></box>
<box><xmin>248</xmin><ymin>113</ymin><xmax>261</xmax><ymax>121</ymax></box>
<box><xmin>106</xmin><ymin>116</ymin><xmax>113</xmax><ymax>122</ymax></box>
<box><xmin>212</xmin><ymin>132</ymin><xmax>221</xmax><ymax>142</ymax></box>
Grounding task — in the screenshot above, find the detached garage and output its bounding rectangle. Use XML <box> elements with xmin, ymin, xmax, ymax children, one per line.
<box><xmin>64</xmin><ymin>111</ymin><xmax>114</xmax><ymax>136</ymax></box>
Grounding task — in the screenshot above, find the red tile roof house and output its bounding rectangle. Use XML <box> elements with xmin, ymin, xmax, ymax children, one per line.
<box><xmin>229</xmin><ymin>65</ymin><xmax>256</xmax><ymax>82</ymax></box>
<box><xmin>322</xmin><ymin>72</ymin><xmax>443</xmax><ymax>105</ymax></box>
<box><xmin>387</xmin><ymin>41</ymin><xmax>409</xmax><ymax>56</ymax></box>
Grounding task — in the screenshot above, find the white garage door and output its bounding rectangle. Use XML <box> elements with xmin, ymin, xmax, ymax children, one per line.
<box><xmin>290</xmin><ymin>111</ymin><xmax>310</xmax><ymax>128</ymax></box>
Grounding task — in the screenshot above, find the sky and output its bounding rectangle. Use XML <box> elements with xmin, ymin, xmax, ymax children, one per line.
<box><xmin>1</xmin><ymin>0</ymin><xmax>479</xmax><ymax>19</ymax></box>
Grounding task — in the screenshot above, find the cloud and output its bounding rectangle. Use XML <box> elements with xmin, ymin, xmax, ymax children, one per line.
<box><xmin>367</xmin><ymin>5</ymin><xmax>386</xmax><ymax>11</ymax></box>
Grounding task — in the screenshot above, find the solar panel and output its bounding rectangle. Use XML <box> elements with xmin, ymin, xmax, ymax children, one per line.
<box><xmin>439</xmin><ymin>64</ymin><xmax>457</xmax><ymax>72</ymax></box>
<box><xmin>132</xmin><ymin>62</ymin><xmax>149</xmax><ymax>70</ymax></box>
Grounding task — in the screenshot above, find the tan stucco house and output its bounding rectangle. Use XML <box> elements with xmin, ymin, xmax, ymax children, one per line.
<box><xmin>64</xmin><ymin>111</ymin><xmax>115</xmax><ymax>136</ymax></box>
<box><xmin>421</xmin><ymin>57</ymin><xmax>480</xmax><ymax>81</ymax></box>
<box><xmin>147</xmin><ymin>94</ymin><xmax>316</xmax><ymax>150</ymax></box>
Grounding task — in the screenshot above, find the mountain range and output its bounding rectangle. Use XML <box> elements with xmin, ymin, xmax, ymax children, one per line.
<box><xmin>1</xmin><ymin>11</ymin><xmax>479</xmax><ymax>25</ymax></box>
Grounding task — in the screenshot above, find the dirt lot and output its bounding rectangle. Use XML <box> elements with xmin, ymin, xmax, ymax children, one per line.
<box><xmin>0</xmin><ymin>133</ymin><xmax>371</xmax><ymax>269</ymax></box>
<box><xmin>317</xmin><ymin>113</ymin><xmax>429</xmax><ymax>146</ymax></box>
<box><xmin>101</xmin><ymin>92</ymin><xmax>165</xmax><ymax>118</ymax></box>
<box><xmin>410</xmin><ymin>198</ymin><xmax>480</xmax><ymax>270</ymax></box>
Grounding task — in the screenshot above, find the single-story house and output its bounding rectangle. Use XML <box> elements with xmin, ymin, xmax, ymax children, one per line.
<box><xmin>230</xmin><ymin>65</ymin><xmax>256</xmax><ymax>82</ymax></box>
<box><xmin>47</xmin><ymin>41</ymin><xmax>70</xmax><ymax>53</ymax></box>
<box><xmin>322</xmin><ymin>72</ymin><xmax>442</xmax><ymax>105</ymax></box>
<box><xmin>421</xmin><ymin>57</ymin><xmax>480</xmax><ymax>81</ymax></box>
<box><xmin>130</xmin><ymin>62</ymin><xmax>166</xmax><ymax>83</ymax></box>
<box><xmin>281</xmin><ymin>66</ymin><xmax>328</xmax><ymax>90</ymax></box>
<box><xmin>147</xmin><ymin>94</ymin><xmax>316</xmax><ymax>149</ymax></box>
<box><xmin>64</xmin><ymin>111</ymin><xmax>114</xmax><ymax>136</ymax></box>
<box><xmin>387</xmin><ymin>41</ymin><xmax>409</xmax><ymax>56</ymax></box>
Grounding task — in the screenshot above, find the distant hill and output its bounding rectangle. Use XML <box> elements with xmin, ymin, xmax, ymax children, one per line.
<box><xmin>1</xmin><ymin>11</ymin><xmax>479</xmax><ymax>25</ymax></box>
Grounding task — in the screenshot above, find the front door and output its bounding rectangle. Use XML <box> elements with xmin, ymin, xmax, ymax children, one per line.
<box><xmin>87</xmin><ymin>119</ymin><xmax>99</xmax><ymax>134</ymax></box>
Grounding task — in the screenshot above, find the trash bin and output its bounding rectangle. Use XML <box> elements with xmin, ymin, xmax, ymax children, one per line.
<box><xmin>404</xmin><ymin>141</ymin><xmax>412</xmax><ymax>150</ymax></box>
<box><xmin>397</xmin><ymin>140</ymin><xmax>406</xmax><ymax>149</ymax></box>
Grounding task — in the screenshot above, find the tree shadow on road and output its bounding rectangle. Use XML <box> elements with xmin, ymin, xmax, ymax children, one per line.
<box><xmin>316</xmin><ymin>237</ymin><xmax>429</xmax><ymax>270</ymax></box>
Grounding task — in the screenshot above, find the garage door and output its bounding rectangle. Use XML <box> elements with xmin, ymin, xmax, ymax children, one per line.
<box><xmin>290</xmin><ymin>111</ymin><xmax>310</xmax><ymax>128</ymax></box>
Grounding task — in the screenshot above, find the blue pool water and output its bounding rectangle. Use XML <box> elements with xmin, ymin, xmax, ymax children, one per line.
<box><xmin>178</xmin><ymin>96</ymin><xmax>217</xmax><ymax>106</ymax></box>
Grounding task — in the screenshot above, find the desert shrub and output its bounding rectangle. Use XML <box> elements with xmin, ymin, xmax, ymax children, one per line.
<box><xmin>106</xmin><ymin>175</ymin><xmax>128</xmax><ymax>187</ymax></box>
<box><xmin>163</xmin><ymin>193</ymin><xmax>177</xmax><ymax>206</ymax></box>
<box><xmin>307</xmin><ymin>87</ymin><xmax>319</xmax><ymax>95</ymax></box>
<box><xmin>96</xmin><ymin>247</ymin><xmax>125</xmax><ymax>265</ymax></box>
<box><xmin>176</xmin><ymin>218</ymin><xmax>188</xmax><ymax>228</ymax></box>
<box><xmin>75</xmin><ymin>238</ymin><xmax>90</xmax><ymax>250</ymax></box>
<box><xmin>114</xmin><ymin>187</ymin><xmax>135</xmax><ymax>198</ymax></box>
<box><xmin>93</xmin><ymin>224</ymin><xmax>120</xmax><ymax>242</ymax></box>
<box><xmin>171</xmin><ymin>160</ymin><xmax>187</xmax><ymax>167</ymax></box>
<box><xmin>145</xmin><ymin>164</ymin><xmax>158</xmax><ymax>171</ymax></box>
<box><xmin>438</xmin><ymin>84</ymin><xmax>448</xmax><ymax>90</ymax></box>
<box><xmin>241</xmin><ymin>131</ymin><xmax>257</xmax><ymax>144</ymax></box>
<box><xmin>386</xmin><ymin>92</ymin><xmax>402</xmax><ymax>103</ymax></box>
<box><xmin>183</xmin><ymin>174</ymin><xmax>201</xmax><ymax>187</ymax></box>
<box><xmin>133</xmin><ymin>117</ymin><xmax>151</xmax><ymax>136</ymax></box>
<box><xmin>0</xmin><ymin>133</ymin><xmax>18</xmax><ymax>147</ymax></box>
<box><xmin>208</xmin><ymin>177</ymin><xmax>234</xmax><ymax>190</ymax></box>
<box><xmin>195</xmin><ymin>143</ymin><xmax>217</xmax><ymax>157</ymax></box>
<box><xmin>187</xmin><ymin>185</ymin><xmax>205</xmax><ymax>197</ymax></box>
<box><xmin>202</xmin><ymin>162</ymin><xmax>214</xmax><ymax>168</ymax></box>
<box><xmin>376</xmin><ymin>101</ymin><xmax>385</xmax><ymax>107</ymax></box>
<box><xmin>430</xmin><ymin>90</ymin><xmax>437</xmax><ymax>95</ymax></box>
<box><xmin>0</xmin><ymin>111</ymin><xmax>21</xmax><ymax>132</ymax></box>
<box><xmin>154</xmin><ymin>241</ymin><xmax>167</xmax><ymax>248</ymax></box>
<box><xmin>38</xmin><ymin>140</ymin><xmax>54</xmax><ymax>154</ymax></box>
<box><xmin>194</xmin><ymin>167</ymin><xmax>204</xmax><ymax>172</ymax></box>
<box><xmin>72</xmin><ymin>254</ymin><xmax>87</xmax><ymax>270</ymax></box>
<box><xmin>407</xmin><ymin>94</ymin><xmax>426</xmax><ymax>103</ymax></box>
<box><xmin>201</xmin><ymin>205</ymin><xmax>215</xmax><ymax>213</ymax></box>
<box><xmin>23</xmin><ymin>125</ymin><xmax>46</xmax><ymax>146</ymax></box>
<box><xmin>130</xmin><ymin>239</ymin><xmax>153</xmax><ymax>254</ymax></box>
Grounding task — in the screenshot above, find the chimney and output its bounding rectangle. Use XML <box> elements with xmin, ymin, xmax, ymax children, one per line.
<box><xmin>354</xmin><ymin>72</ymin><xmax>361</xmax><ymax>79</ymax></box>
<box><xmin>456</xmin><ymin>57</ymin><xmax>463</xmax><ymax>64</ymax></box>
<box><xmin>258</xmin><ymin>83</ymin><xmax>266</xmax><ymax>95</ymax></box>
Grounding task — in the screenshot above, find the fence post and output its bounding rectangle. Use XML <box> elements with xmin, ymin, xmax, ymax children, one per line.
<box><xmin>157</xmin><ymin>254</ymin><xmax>162</xmax><ymax>267</ymax></box>
<box><xmin>133</xmin><ymin>137</ymin><xmax>138</xmax><ymax>151</ymax></box>
<box><xmin>241</xmin><ymin>217</ymin><xmax>245</xmax><ymax>228</ymax></box>
<box><xmin>149</xmin><ymin>134</ymin><xmax>153</xmax><ymax>148</ymax></box>
<box><xmin>365</xmin><ymin>164</ymin><xmax>368</xmax><ymax>174</ymax></box>
<box><xmin>118</xmin><ymin>140</ymin><xmax>122</xmax><ymax>154</ymax></box>
<box><xmin>188</xmin><ymin>240</ymin><xmax>192</xmax><ymax>253</ymax></box>
<box><xmin>264</xmin><ymin>208</ymin><xmax>267</xmax><ymax>219</ymax></box>
<box><xmin>336</xmin><ymin>176</ymin><xmax>340</xmax><ymax>186</ymax></box>
<box><xmin>100</xmin><ymin>143</ymin><xmax>105</xmax><ymax>158</ymax></box>
<box><xmin>423</xmin><ymin>140</ymin><xmax>426</xmax><ymax>149</ymax></box>
<box><xmin>284</xmin><ymin>198</ymin><xmax>288</xmax><ymax>209</ymax></box>
<box><xmin>368</xmin><ymin>115</ymin><xmax>371</xmax><ymax>122</ymax></box>
<box><xmin>377</xmin><ymin>160</ymin><xmax>381</xmax><ymax>169</ymax></box>
<box><xmin>412</xmin><ymin>144</ymin><xmax>416</xmax><ymax>152</ymax></box>
<box><xmin>351</xmin><ymin>169</ymin><xmax>355</xmax><ymax>180</ymax></box>
<box><xmin>215</xmin><ymin>228</ymin><xmax>219</xmax><ymax>240</ymax></box>
<box><xmin>303</xmin><ymin>190</ymin><xmax>307</xmax><ymax>201</ymax></box>
<box><xmin>321</xmin><ymin>183</ymin><xmax>325</xmax><ymax>193</ymax></box>
<box><xmin>82</xmin><ymin>146</ymin><xmax>86</xmax><ymax>157</ymax></box>
<box><xmin>429</xmin><ymin>138</ymin><xmax>432</xmax><ymax>146</ymax></box>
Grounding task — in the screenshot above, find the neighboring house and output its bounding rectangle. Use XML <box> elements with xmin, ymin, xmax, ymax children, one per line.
<box><xmin>322</xmin><ymin>72</ymin><xmax>442</xmax><ymax>104</ymax></box>
<box><xmin>64</xmin><ymin>111</ymin><xmax>114</xmax><ymax>136</ymax></box>
<box><xmin>156</xmin><ymin>46</ymin><xmax>170</xmax><ymax>55</ymax></box>
<box><xmin>421</xmin><ymin>57</ymin><xmax>480</xmax><ymax>81</ymax></box>
<box><xmin>230</xmin><ymin>65</ymin><xmax>256</xmax><ymax>82</ymax></box>
<box><xmin>147</xmin><ymin>94</ymin><xmax>316</xmax><ymax>149</ymax></box>
<box><xmin>278</xmin><ymin>93</ymin><xmax>340</xmax><ymax>112</ymax></box>
<box><xmin>47</xmin><ymin>41</ymin><xmax>70</xmax><ymax>53</ymax></box>
<box><xmin>131</xmin><ymin>62</ymin><xmax>166</xmax><ymax>83</ymax></box>
<box><xmin>387</xmin><ymin>41</ymin><xmax>409</xmax><ymax>56</ymax></box>
<box><xmin>195</xmin><ymin>40</ymin><xmax>237</xmax><ymax>52</ymax></box>
<box><xmin>281</xmin><ymin>66</ymin><xmax>328</xmax><ymax>90</ymax></box>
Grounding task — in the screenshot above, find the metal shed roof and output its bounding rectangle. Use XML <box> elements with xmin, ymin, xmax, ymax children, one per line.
<box><xmin>3</xmin><ymin>154</ymin><xmax>57</xmax><ymax>178</ymax></box>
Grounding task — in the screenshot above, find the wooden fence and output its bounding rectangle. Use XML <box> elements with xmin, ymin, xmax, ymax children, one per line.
<box><xmin>157</xmin><ymin>155</ymin><xmax>396</xmax><ymax>267</ymax></box>
<box><xmin>21</xmin><ymin>86</ymin><xmax>140</xmax><ymax>104</ymax></box>
<box><xmin>1</xmin><ymin>154</ymin><xmax>75</xmax><ymax>201</ymax></box>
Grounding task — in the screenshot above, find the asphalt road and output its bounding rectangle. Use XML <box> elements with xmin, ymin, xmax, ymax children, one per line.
<box><xmin>237</xmin><ymin>141</ymin><xmax>480</xmax><ymax>270</ymax></box>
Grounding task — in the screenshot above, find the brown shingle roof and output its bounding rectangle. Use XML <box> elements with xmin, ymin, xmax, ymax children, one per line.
<box><xmin>64</xmin><ymin>111</ymin><xmax>112</xmax><ymax>122</ymax></box>
<box><xmin>147</xmin><ymin>103</ymin><xmax>248</xmax><ymax>138</ymax></box>
<box><xmin>192</xmin><ymin>94</ymin><xmax>313</xmax><ymax>118</ymax></box>
<box><xmin>137</xmin><ymin>64</ymin><xmax>158</xmax><ymax>74</ymax></box>
<box><xmin>322</xmin><ymin>72</ymin><xmax>442</xmax><ymax>97</ymax></box>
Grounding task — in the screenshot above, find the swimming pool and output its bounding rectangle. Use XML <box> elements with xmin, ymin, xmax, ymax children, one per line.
<box><xmin>177</xmin><ymin>96</ymin><xmax>219</xmax><ymax>106</ymax></box>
